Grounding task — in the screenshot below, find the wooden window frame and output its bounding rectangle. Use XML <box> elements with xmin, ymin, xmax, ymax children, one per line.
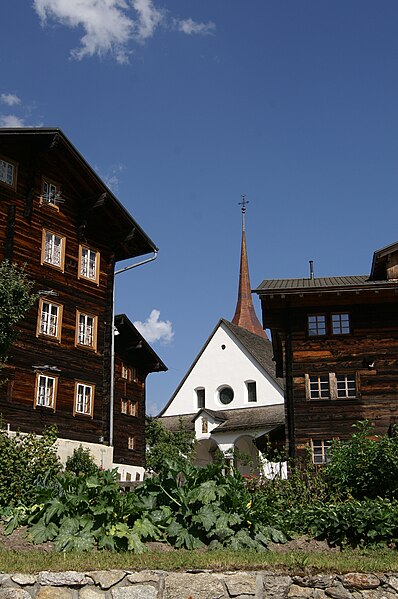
<box><xmin>36</xmin><ymin>298</ymin><xmax>63</xmax><ymax>342</ymax></box>
<box><xmin>78</xmin><ymin>244</ymin><xmax>100</xmax><ymax>285</ymax></box>
<box><xmin>121</xmin><ymin>398</ymin><xmax>128</xmax><ymax>414</ymax></box>
<box><xmin>40</xmin><ymin>177</ymin><xmax>60</xmax><ymax>209</ymax></box>
<box><xmin>307</xmin><ymin>314</ymin><xmax>326</xmax><ymax>337</ymax></box>
<box><xmin>311</xmin><ymin>439</ymin><xmax>332</xmax><ymax>465</ymax></box>
<box><xmin>128</xmin><ymin>434</ymin><xmax>136</xmax><ymax>450</ymax></box>
<box><xmin>34</xmin><ymin>373</ymin><xmax>58</xmax><ymax>410</ymax></box>
<box><xmin>41</xmin><ymin>229</ymin><xmax>66</xmax><ymax>272</ymax></box>
<box><xmin>331</xmin><ymin>312</ymin><xmax>351</xmax><ymax>336</ymax></box>
<box><xmin>75</xmin><ymin>310</ymin><xmax>98</xmax><ymax>351</ymax></box>
<box><xmin>0</xmin><ymin>155</ymin><xmax>18</xmax><ymax>190</ymax></box>
<box><xmin>121</xmin><ymin>364</ymin><xmax>131</xmax><ymax>381</ymax></box>
<box><xmin>74</xmin><ymin>381</ymin><xmax>94</xmax><ymax>417</ymax></box>
<box><xmin>306</xmin><ymin>372</ymin><xmax>358</xmax><ymax>401</ymax></box>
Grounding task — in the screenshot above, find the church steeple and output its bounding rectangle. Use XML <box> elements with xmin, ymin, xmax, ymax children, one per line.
<box><xmin>232</xmin><ymin>197</ymin><xmax>267</xmax><ymax>338</ymax></box>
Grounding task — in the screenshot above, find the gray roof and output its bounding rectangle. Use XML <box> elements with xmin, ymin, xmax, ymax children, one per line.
<box><xmin>159</xmin><ymin>404</ymin><xmax>285</xmax><ymax>434</ymax></box>
<box><xmin>157</xmin><ymin>318</ymin><xmax>283</xmax><ymax>417</ymax></box>
<box><xmin>222</xmin><ymin>320</ymin><xmax>284</xmax><ymax>389</ymax></box>
<box><xmin>254</xmin><ymin>275</ymin><xmax>398</xmax><ymax>294</ymax></box>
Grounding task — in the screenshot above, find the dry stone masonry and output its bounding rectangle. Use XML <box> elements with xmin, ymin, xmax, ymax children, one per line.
<box><xmin>0</xmin><ymin>570</ymin><xmax>398</xmax><ymax>599</ymax></box>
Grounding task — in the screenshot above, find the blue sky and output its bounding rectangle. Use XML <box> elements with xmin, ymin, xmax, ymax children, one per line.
<box><xmin>2</xmin><ymin>1</ymin><xmax>398</xmax><ymax>414</ymax></box>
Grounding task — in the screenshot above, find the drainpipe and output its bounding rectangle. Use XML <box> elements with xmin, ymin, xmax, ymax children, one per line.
<box><xmin>109</xmin><ymin>250</ymin><xmax>158</xmax><ymax>447</ymax></box>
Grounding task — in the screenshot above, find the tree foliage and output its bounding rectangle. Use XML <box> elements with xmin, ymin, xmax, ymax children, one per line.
<box><xmin>0</xmin><ymin>426</ymin><xmax>61</xmax><ymax>507</ymax></box>
<box><xmin>145</xmin><ymin>416</ymin><xmax>196</xmax><ymax>472</ymax></box>
<box><xmin>0</xmin><ymin>260</ymin><xmax>35</xmax><ymax>362</ymax></box>
<box><xmin>65</xmin><ymin>445</ymin><xmax>100</xmax><ymax>477</ymax></box>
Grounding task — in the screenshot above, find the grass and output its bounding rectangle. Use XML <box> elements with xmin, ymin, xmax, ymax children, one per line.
<box><xmin>0</xmin><ymin>547</ymin><xmax>398</xmax><ymax>574</ymax></box>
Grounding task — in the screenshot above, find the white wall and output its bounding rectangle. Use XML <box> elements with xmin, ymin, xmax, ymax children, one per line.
<box><xmin>163</xmin><ymin>322</ymin><xmax>283</xmax><ymax>417</ymax></box>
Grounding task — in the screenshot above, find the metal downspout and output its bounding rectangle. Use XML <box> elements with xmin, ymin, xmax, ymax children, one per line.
<box><xmin>109</xmin><ymin>250</ymin><xmax>158</xmax><ymax>447</ymax></box>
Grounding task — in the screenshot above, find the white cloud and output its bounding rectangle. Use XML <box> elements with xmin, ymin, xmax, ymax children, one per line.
<box><xmin>32</xmin><ymin>0</ymin><xmax>215</xmax><ymax>62</ymax></box>
<box><xmin>103</xmin><ymin>163</ymin><xmax>125</xmax><ymax>193</ymax></box>
<box><xmin>175</xmin><ymin>18</ymin><xmax>215</xmax><ymax>36</ymax></box>
<box><xmin>1</xmin><ymin>93</ymin><xmax>21</xmax><ymax>107</ymax></box>
<box><xmin>0</xmin><ymin>115</ymin><xmax>25</xmax><ymax>127</ymax></box>
<box><xmin>134</xmin><ymin>309</ymin><xmax>174</xmax><ymax>344</ymax></box>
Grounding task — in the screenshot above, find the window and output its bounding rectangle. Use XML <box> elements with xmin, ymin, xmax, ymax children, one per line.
<box><xmin>41</xmin><ymin>230</ymin><xmax>65</xmax><ymax>270</ymax></box>
<box><xmin>121</xmin><ymin>399</ymin><xmax>138</xmax><ymax>416</ymax></box>
<box><xmin>306</xmin><ymin>373</ymin><xmax>358</xmax><ymax>400</ymax></box>
<box><xmin>332</xmin><ymin>313</ymin><xmax>350</xmax><ymax>335</ymax></box>
<box><xmin>121</xmin><ymin>364</ymin><xmax>131</xmax><ymax>380</ymax></box>
<box><xmin>76</xmin><ymin>311</ymin><xmax>97</xmax><ymax>350</ymax></box>
<box><xmin>41</xmin><ymin>178</ymin><xmax>59</xmax><ymax>207</ymax></box>
<box><xmin>196</xmin><ymin>388</ymin><xmax>205</xmax><ymax>409</ymax></box>
<box><xmin>37</xmin><ymin>299</ymin><xmax>62</xmax><ymax>340</ymax></box>
<box><xmin>219</xmin><ymin>386</ymin><xmax>234</xmax><ymax>405</ymax></box>
<box><xmin>308</xmin><ymin>315</ymin><xmax>326</xmax><ymax>336</ymax></box>
<box><xmin>336</xmin><ymin>375</ymin><xmax>356</xmax><ymax>399</ymax></box>
<box><xmin>311</xmin><ymin>439</ymin><xmax>332</xmax><ymax>465</ymax></box>
<box><xmin>0</xmin><ymin>157</ymin><xmax>16</xmax><ymax>188</ymax></box>
<box><xmin>74</xmin><ymin>383</ymin><xmax>94</xmax><ymax>416</ymax></box>
<box><xmin>79</xmin><ymin>245</ymin><xmax>99</xmax><ymax>284</ymax></box>
<box><xmin>308</xmin><ymin>375</ymin><xmax>330</xmax><ymax>399</ymax></box>
<box><xmin>35</xmin><ymin>374</ymin><xmax>57</xmax><ymax>409</ymax></box>
<box><xmin>128</xmin><ymin>434</ymin><xmax>136</xmax><ymax>450</ymax></box>
<box><xmin>247</xmin><ymin>381</ymin><xmax>257</xmax><ymax>403</ymax></box>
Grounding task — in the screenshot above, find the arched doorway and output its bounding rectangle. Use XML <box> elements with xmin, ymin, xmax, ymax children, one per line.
<box><xmin>234</xmin><ymin>435</ymin><xmax>260</xmax><ymax>476</ymax></box>
<box><xmin>194</xmin><ymin>438</ymin><xmax>219</xmax><ymax>467</ymax></box>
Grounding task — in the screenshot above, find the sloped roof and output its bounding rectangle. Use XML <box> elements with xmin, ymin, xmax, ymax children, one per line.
<box><xmin>255</xmin><ymin>275</ymin><xmax>370</xmax><ymax>292</ymax></box>
<box><xmin>157</xmin><ymin>318</ymin><xmax>283</xmax><ymax>417</ymax></box>
<box><xmin>222</xmin><ymin>320</ymin><xmax>284</xmax><ymax>389</ymax></box>
<box><xmin>0</xmin><ymin>128</ymin><xmax>157</xmax><ymax>260</ymax></box>
<box><xmin>159</xmin><ymin>404</ymin><xmax>284</xmax><ymax>434</ymax></box>
<box><xmin>115</xmin><ymin>314</ymin><xmax>167</xmax><ymax>373</ymax></box>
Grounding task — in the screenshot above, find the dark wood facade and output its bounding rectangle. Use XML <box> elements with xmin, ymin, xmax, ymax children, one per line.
<box><xmin>113</xmin><ymin>314</ymin><xmax>167</xmax><ymax>469</ymax></box>
<box><xmin>255</xmin><ymin>242</ymin><xmax>398</xmax><ymax>462</ymax></box>
<box><xmin>0</xmin><ymin>128</ymin><xmax>158</xmax><ymax>466</ymax></box>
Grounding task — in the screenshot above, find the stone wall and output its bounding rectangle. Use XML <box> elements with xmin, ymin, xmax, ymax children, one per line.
<box><xmin>0</xmin><ymin>569</ymin><xmax>397</xmax><ymax>598</ymax></box>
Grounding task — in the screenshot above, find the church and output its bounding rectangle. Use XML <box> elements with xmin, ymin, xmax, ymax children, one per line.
<box><xmin>158</xmin><ymin>201</ymin><xmax>285</xmax><ymax>476</ymax></box>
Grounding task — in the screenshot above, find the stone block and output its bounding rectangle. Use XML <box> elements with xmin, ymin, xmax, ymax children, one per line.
<box><xmin>37</xmin><ymin>587</ymin><xmax>74</xmax><ymax>599</ymax></box>
<box><xmin>223</xmin><ymin>572</ymin><xmax>256</xmax><ymax>596</ymax></box>
<box><xmin>38</xmin><ymin>572</ymin><xmax>92</xmax><ymax>587</ymax></box>
<box><xmin>111</xmin><ymin>586</ymin><xmax>158</xmax><ymax>599</ymax></box>
<box><xmin>340</xmin><ymin>574</ymin><xmax>380</xmax><ymax>591</ymax></box>
<box><xmin>163</xmin><ymin>572</ymin><xmax>225</xmax><ymax>599</ymax></box>
<box><xmin>89</xmin><ymin>571</ymin><xmax>126</xmax><ymax>589</ymax></box>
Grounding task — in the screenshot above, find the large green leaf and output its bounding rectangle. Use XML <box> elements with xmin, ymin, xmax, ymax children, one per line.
<box><xmin>29</xmin><ymin>520</ymin><xmax>59</xmax><ymax>544</ymax></box>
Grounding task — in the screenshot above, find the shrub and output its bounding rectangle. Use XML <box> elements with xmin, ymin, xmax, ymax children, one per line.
<box><xmin>65</xmin><ymin>445</ymin><xmax>100</xmax><ymax>477</ymax></box>
<box><xmin>0</xmin><ymin>426</ymin><xmax>61</xmax><ymax>508</ymax></box>
<box><xmin>324</xmin><ymin>420</ymin><xmax>398</xmax><ymax>500</ymax></box>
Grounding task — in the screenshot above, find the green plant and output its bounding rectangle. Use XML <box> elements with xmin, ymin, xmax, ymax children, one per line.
<box><xmin>145</xmin><ymin>416</ymin><xmax>196</xmax><ymax>473</ymax></box>
<box><xmin>65</xmin><ymin>445</ymin><xmax>100</xmax><ymax>477</ymax></box>
<box><xmin>0</xmin><ymin>260</ymin><xmax>35</xmax><ymax>364</ymax></box>
<box><xmin>325</xmin><ymin>421</ymin><xmax>398</xmax><ymax>500</ymax></box>
<box><xmin>0</xmin><ymin>426</ymin><xmax>61</xmax><ymax>508</ymax></box>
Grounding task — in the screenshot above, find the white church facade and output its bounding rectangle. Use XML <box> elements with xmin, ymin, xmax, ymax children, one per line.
<box><xmin>158</xmin><ymin>201</ymin><xmax>285</xmax><ymax>477</ymax></box>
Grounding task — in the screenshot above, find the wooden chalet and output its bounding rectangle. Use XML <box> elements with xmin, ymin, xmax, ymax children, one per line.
<box><xmin>0</xmin><ymin>127</ymin><xmax>163</xmax><ymax>477</ymax></box>
<box><xmin>254</xmin><ymin>242</ymin><xmax>398</xmax><ymax>464</ymax></box>
<box><xmin>114</xmin><ymin>314</ymin><xmax>166</xmax><ymax>479</ymax></box>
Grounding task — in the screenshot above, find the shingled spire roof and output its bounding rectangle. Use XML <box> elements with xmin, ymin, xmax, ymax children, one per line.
<box><xmin>232</xmin><ymin>198</ymin><xmax>267</xmax><ymax>338</ymax></box>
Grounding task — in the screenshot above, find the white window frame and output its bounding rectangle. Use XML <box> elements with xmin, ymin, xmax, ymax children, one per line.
<box><xmin>74</xmin><ymin>382</ymin><xmax>94</xmax><ymax>417</ymax></box>
<box><xmin>311</xmin><ymin>439</ymin><xmax>332</xmax><ymax>465</ymax></box>
<box><xmin>35</xmin><ymin>374</ymin><xmax>57</xmax><ymax>409</ymax></box>
<box><xmin>128</xmin><ymin>434</ymin><xmax>136</xmax><ymax>450</ymax></box>
<box><xmin>79</xmin><ymin>245</ymin><xmax>100</xmax><ymax>284</ymax></box>
<box><xmin>336</xmin><ymin>374</ymin><xmax>356</xmax><ymax>399</ymax></box>
<box><xmin>121</xmin><ymin>364</ymin><xmax>131</xmax><ymax>380</ymax></box>
<box><xmin>41</xmin><ymin>229</ymin><xmax>65</xmax><ymax>271</ymax></box>
<box><xmin>0</xmin><ymin>156</ymin><xmax>17</xmax><ymax>188</ymax></box>
<box><xmin>308</xmin><ymin>314</ymin><xmax>326</xmax><ymax>336</ymax></box>
<box><xmin>75</xmin><ymin>311</ymin><xmax>97</xmax><ymax>350</ymax></box>
<box><xmin>306</xmin><ymin>373</ymin><xmax>358</xmax><ymax>400</ymax></box>
<box><xmin>41</xmin><ymin>178</ymin><xmax>60</xmax><ymax>208</ymax></box>
<box><xmin>332</xmin><ymin>313</ymin><xmax>351</xmax><ymax>335</ymax></box>
<box><xmin>37</xmin><ymin>299</ymin><xmax>62</xmax><ymax>341</ymax></box>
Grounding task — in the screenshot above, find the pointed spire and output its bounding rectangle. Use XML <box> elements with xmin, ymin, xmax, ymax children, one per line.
<box><xmin>232</xmin><ymin>197</ymin><xmax>267</xmax><ymax>338</ymax></box>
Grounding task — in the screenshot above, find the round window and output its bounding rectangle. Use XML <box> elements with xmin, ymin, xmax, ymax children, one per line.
<box><xmin>219</xmin><ymin>386</ymin><xmax>234</xmax><ymax>405</ymax></box>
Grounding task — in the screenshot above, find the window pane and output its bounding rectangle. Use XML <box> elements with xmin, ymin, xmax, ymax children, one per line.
<box><xmin>247</xmin><ymin>381</ymin><xmax>257</xmax><ymax>402</ymax></box>
<box><xmin>332</xmin><ymin>313</ymin><xmax>350</xmax><ymax>335</ymax></box>
<box><xmin>196</xmin><ymin>388</ymin><xmax>205</xmax><ymax>409</ymax></box>
<box><xmin>308</xmin><ymin>315</ymin><xmax>326</xmax><ymax>336</ymax></box>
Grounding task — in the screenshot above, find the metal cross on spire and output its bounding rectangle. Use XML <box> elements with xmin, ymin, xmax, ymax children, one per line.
<box><xmin>238</xmin><ymin>195</ymin><xmax>249</xmax><ymax>230</ymax></box>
